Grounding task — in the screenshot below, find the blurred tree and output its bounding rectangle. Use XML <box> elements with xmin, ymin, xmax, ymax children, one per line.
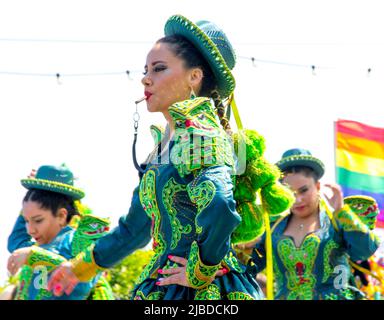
<box><xmin>0</xmin><ymin>275</ymin><xmax>18</xmax><ymax>300</ymax></box>
<box><xmin>108</xmin><ymin>249</ymin><xmax>154</xmax><ymax>300</ymax></box>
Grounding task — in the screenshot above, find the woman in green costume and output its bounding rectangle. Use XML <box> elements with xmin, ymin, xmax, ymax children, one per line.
<box><xmin>248</xmin><ymin>148</ymin><xmax>381</xmax><ymax>300</ymax></box>
<box><xmin>7</xmin><ymin>164</ymin><xmax>113</xmax><ymax>300</ymax></box>
<box><xmin>48</xmin><ymin>14</ymin><xmax>293</xmax><ymax>300</ymax></box>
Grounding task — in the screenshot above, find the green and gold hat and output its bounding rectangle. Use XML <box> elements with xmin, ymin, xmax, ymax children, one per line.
<box><xmin>164</xmin><ymin>14</ymin><xmax>236</xmax><ymax>99</ymax></box>
<box><xmin>276</xmin><ymin>148</ymin><xmax>325</xmax><ymax>179</ymax></box>
<box><xmin>21</xmin><ymin>164</ymin><xmax>85</xmax><ymax>200</ymax></box>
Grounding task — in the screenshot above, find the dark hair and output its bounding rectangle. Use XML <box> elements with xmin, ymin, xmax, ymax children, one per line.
<box><xmin>282</xmin><ymin>165</ymin><xmax>320</xmax><ymax>183</ymax></box>
<box><xmin>157</xmin><ymin>35</ymin><xmax>217</xmax><ymax>96</ymax></box>
<box><xmin>157</xmin><ymin>35</ymin><xmax>232</xmax><ymax>134</ymax></box>
<box><xmin>23</xmin><ymin>189</ymin><xmax>79</xmax><ymax>223</ymax></box>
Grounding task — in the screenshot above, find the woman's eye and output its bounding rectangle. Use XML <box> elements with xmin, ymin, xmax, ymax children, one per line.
<box><xmin>300</xmin><ymin>188</ymin><xmax>308</xmax><ymax>194</ymax></box>
<box><xmin>143</xmin><ymin>66</ymin><xmax>166</xmax><ymax>75</ymax></box>
<box><xmin>35</xmin><ymin>220</ymin><xmax>43</xmax><ymax>224</ymax></box>
<box><xmin>154</xmin><ymin>66</ymin><xmax>166</xmax><ymax>72</ymax></box>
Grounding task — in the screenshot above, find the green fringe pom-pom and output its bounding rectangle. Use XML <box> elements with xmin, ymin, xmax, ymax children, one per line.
<box><xmin>234</xmin><ymin>177</ymin><xmax>256</xmax><ymax>202</ymax></box>
<box><xmin>269</xmin><ymin>212</ymin><xmax>287</xmax><ymax>223</ymax></box>
<box><xmin>231</xmin><ymin>128</ymin><xmax>295</xmax><ymax>243</ymax></box>
<box><xmin>260</xmin><ymin>182</ymin><xmax>295</xmax><ymax>216</ymax></box>
<box><xmin>233</xmin><ymin>129</ymin><xmax>266</xmax><ymax>162</ymax></box>
<box><xmin>232</xmin><ymin>201</ymin><xmax>265</xmax><ymax>244</ymax></box>
<box><xmin>247</xmin><ymin>158</ymin><xmax>281</xmax><ymax>191</ymax></box>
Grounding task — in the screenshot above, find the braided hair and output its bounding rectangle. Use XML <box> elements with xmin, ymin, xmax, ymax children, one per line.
<box><xmin>158</xmin><ymin>35</ymin><xmax>233</xmax><ymax>135</ymax></box>
<box><xmin>210</xmin><ymin>89</ymin><xmax>232</xmax><ymax>135</ymax></box>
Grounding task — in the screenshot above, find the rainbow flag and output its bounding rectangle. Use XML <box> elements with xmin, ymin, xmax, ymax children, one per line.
<box><xmin>335</xmin><ymin>119</ymin><xmax>384</xmax><ymax>228</ymax></box>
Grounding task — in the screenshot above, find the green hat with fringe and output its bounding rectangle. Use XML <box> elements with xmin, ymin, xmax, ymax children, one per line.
<box><xmin>276</xmin><ymin>148</ymin><xmax>325</xmax><ymax>179</ymax></box>
<box><xmin>164</xmin><ymin>14</ymin><xmax>236</xmax><ymax>99</ymax></box>
<box><xmin>21</xmin><ymin>164</ymin><xmax>85</xmax><ymax>200</ymax></box>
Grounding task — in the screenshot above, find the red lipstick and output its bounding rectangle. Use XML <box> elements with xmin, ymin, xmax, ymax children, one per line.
<box><xmin>144</xmin><ymin>91</ymin><xmax>152</xmax><ymax>100</ymax></box>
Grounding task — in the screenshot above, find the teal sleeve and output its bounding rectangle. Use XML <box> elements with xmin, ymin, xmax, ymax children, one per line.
<box><xmin>93</xmin><ymin>186</ymin><xmax>152</xmax><ymax>268</ymax></box>
<box><xmin>8</xmin><ymin>214</ymin><xmax>35</xmax><ymax>253</ymax></box>
<box><xmin>334</xmin><ymin>205</ymin><xmax>381</xmax><ymax>261</ymax></box>
<box><xmin>248</xmin><ymin>234</ymin><xmax>267</xmax><ymax>275</ymax></box>
<box><xmin>187</xmin><ymin>166</ymin><xmax>241</xmax><ymax>266</ymax></box>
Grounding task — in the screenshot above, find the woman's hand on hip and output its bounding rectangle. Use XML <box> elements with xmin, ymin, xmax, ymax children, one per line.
<box><xmin>155</xmin><ymin>255</ymin><xmax>228</xmax><ymax>287</ymax></box>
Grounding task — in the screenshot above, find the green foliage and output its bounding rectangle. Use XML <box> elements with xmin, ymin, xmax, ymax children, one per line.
<box><xmin>108</xmin><ymin>249</ymin><xmax>154</xmax><ymax>300</ymax></box>
<box><xmin>0</xmin><ymin>274</ymin><xmax>18</xmax><ymax>289</ymax></box>
<box><xmin>0</xmin><ymin>274</ymin><xmax>19</xmax><ymax>299</ymax></box>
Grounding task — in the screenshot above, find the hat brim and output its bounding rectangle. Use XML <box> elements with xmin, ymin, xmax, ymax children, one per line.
<box><xmin>164</xmin><ymin>15</ymin><xmax>235</xmax><ymax>99</ymax></box>
<box><xmin>21</xmin><ymin>178</ymin><xmax>85</xmax><ymax>200</ymax></box>
<box><xmin>276</xmin><ymin>155</ymin><xmax>325</xmax><ymax>179</ymax></box>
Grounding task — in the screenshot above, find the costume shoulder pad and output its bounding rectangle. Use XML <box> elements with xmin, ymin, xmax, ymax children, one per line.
<box><xmin>76</xmin><ymin>215</ymin><xmax>110</xmax><ymax>239</ymax></box>
<box><xmin>72</xmin><ymin>214</ymin><xmax>110</xmax><ymax>256</ymax></box>
<box><xmin>168</xmin><ymin>98</ymin><xmax>234</xmax><ymax>178</ymax></box>
<box><xmin>343</xmin><ymin>195</ymin><xmax>379</xmax><ymax>230</ymax></box>
<box><xmin>150</xmin><ymin>124</ymin><xmax>165</xmax><ymax>146</ymax></box>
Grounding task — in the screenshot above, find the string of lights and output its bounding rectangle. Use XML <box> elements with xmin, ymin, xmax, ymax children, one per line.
<box><xmin>0</xmin><ymin>38</ymin><xmax>152</xmax><ymax>45</ymax></box>
<box><xmin>0</xmin><ymin>70</ymin><xmax>144</xmax><ymax>82</ymax></box>
<box><xmin>0</xmin><ymin>38</ymin><xmax>377</xmax><ymax>79</ymax></box>
<box><xmin>0</xmin><ymin>60</ymin><xmax>374</xmax><ymax>81</ymax></box>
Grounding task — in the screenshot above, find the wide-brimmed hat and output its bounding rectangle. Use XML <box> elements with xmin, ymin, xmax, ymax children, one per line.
<box><xmin>276</xmin><ymin>148</ymin><xmax>325</xmax><ymax>179</ymax></box>
<box><xmin>164</xmin><ymin>14</ymin><xmax>236</xmax><ymax>99</ymax></box>
<box><xmin>21</xmin><ymin>164</ymin><xmax>85</xmax><ymax>200</ymax></box>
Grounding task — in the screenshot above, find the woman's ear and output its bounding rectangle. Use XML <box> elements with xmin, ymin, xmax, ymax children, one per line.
<box><xmin>189</xmin><ymin>68</ymin><xmax>204</xmax><ymax>88</ymax></box>
<box><xmin>57</xmin><ymin>208</ymin><xmax>68</xmax><ymax>227</ymax></box>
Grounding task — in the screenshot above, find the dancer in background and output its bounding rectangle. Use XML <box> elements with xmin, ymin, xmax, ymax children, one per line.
<box><xmin>248</xmin><ymin>148</ymin><xmax>381</xmax><ymax>299</ymax></box>
<box><xmin>7</xmin><ymin>164</ymin><xmax>113</xmax><ymax>300</ymax></box>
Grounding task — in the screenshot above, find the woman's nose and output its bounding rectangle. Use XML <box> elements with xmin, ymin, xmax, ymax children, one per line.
<box><xmin>141</xmin><ymin>74</ymin><xmax>152</xmax><ymax>86</ymax></box>
<box><xmin>26</xmin><ymin>224</ymin><xmax>36</xmax><ymax>236</ymax></box>
<box><xmin>294</xmin><ymin>194</ymin><xmax>303</xmax><ymax>203</ymax></box>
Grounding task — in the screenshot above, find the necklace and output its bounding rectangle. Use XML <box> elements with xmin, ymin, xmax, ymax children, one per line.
<box><xmin>299</xmin><ymin>223</ymin><xmax>304</xmax><ymax>230</ymax></box>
